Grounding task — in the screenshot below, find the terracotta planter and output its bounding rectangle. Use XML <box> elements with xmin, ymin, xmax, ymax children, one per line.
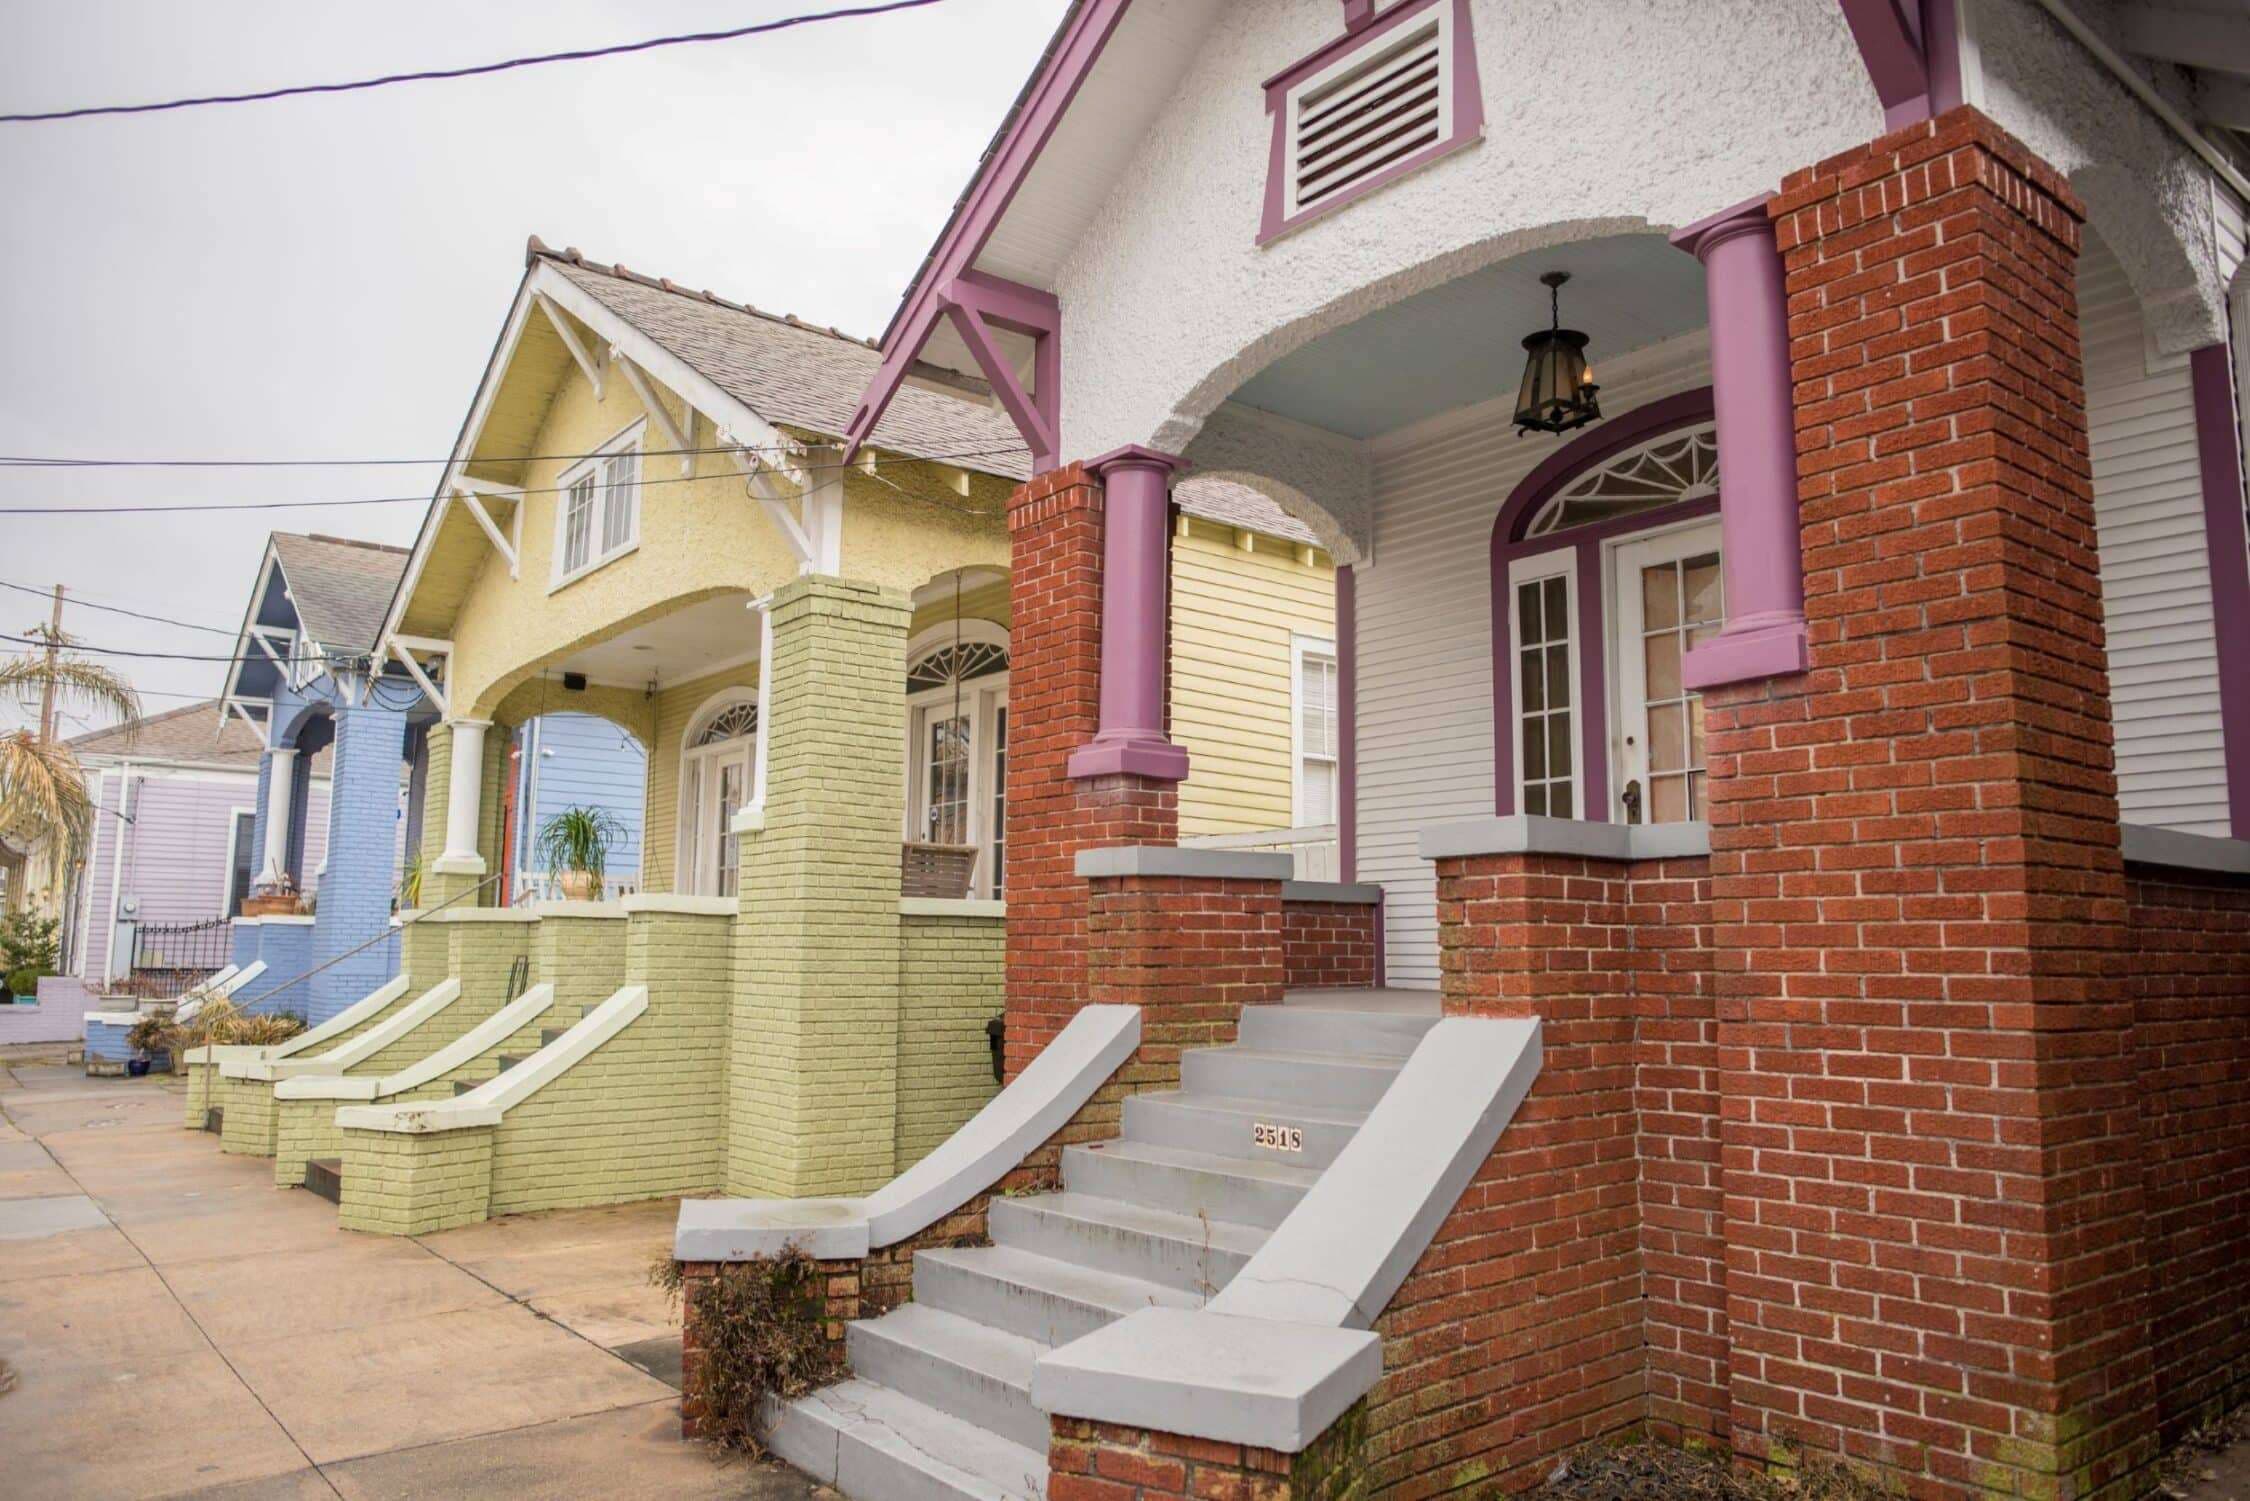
<box><xmin>557</xmin><ymin>870</ymin><xmax>600</xmax><ymax>902</ymax></box>
<box><xmin>239</xmin><ymin>894</ymin><xmax>301</xmax><ymax>917</ymax></box>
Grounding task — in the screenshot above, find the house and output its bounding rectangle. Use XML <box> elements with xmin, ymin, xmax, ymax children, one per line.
<box><xmin>184</xmin><ymin>238</ymin><xmax>1336</xmax><ymax>1237</ymax></box>
<box><xmin>669</xmin><ymin>4</ymin><xmax>2250</xmax><ymax>1500</ymax></box>
<box><xmin>0</xmin><ymin>700</ymin><xmax>324</xmax><ymax>1048</ymax></box>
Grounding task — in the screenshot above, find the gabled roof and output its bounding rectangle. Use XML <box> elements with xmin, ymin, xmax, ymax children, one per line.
<box><xmin>269</xmin><ymin>534</ymin><xmax>410</xmax><ymax>652</ymax></box>
<box><xmin>540</xmin><ymin>246</ymin><xmax>1028</xmax><ymax>478</ymax></box>
<box><xmin>68</xmin><ymin>700</ymin><xmax>267</xmax><ymax>769</ymax></box>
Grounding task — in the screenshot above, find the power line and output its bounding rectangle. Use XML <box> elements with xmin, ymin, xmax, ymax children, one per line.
<box><xmin>0</xmin><ymin>1</ymin><xmax>951</xmax><ymax>125</ymax></box>
<box><xmin>0</xmin><ymin>578</ymin><xmax>237</xmax><ymax>636</ymax></box>
<box><xmin>0</xmin><ymin>438</ymin><xmax>875</xmax><ymax>469</ymax></box>
<box><xmin>0</xmin><ymin>632</ymin><xmax>327</xmax><ymax>667</ymax></box>
<box><xmin>0</xmin><ymin>444</ymin><xmax>1026</xmax><ymax>515</ymax></box>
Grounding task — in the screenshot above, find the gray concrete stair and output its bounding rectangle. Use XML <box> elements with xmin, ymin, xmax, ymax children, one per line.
<box><xmin>765</xmin><ymin>1377</ymin><xmax>1048</xmax><ymax>1501</ymax></box>
<box><xmin>847</xmin><ymin>1303</ymin><xmax>1048</xmax><ymax>1450</ymax></box>
<box><xmin>769</xmin><ymin>988</ymin><xmax>1430</xmax><ymax>1501</ymax></box>
<box><xmin>1180</xmin><ymin>1044</ymin><xmax>1404</xmax><ymax>1109</ymax></box>
<box><xmin>1122</xmin><ymin>1089</ymin><xmax>1369</xmax><ymax>1168</ymax></box>
<box><xmin>1060</xmin><ymin>1140</ymin><xmax>1319</xmax><ymax>1230</ymax></box>
<box><xmin>989</xmin><ymin>1192</ymin><xmax>1265</xmax><ymax>1297</ymax></box>
<box><xmin>912</xmin><ymin>1244</ymin><xmax>1197</xmax><ymax>1348</ymax></box>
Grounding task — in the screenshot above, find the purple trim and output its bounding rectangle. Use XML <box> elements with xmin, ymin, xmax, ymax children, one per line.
<box><xmin>1670</xmin><ymin>196</ymin><xmax>1808</xmax><ymax>691</ymax></box>
<box><xmin>940</xmin><ymin>271</ymin><xmax>1062</xmax><ymax>471</ymax></box>
<box><xmin>1488</xmin><ymin>392</ymin><xmax>1718</xmax><ymax>820</ymax></box>
<box><xmin>1835</xmin><ymin>0</ymin><xmax>1960</xmax><ymax>129</ymax></box>
<box><xmin>1257</xmin><ymin>0</ymin><xmax>1485</xmax><ymax>246</ymax></box>
<box><xmin>2190</xmin><ymin>343</ymin><xmax>2250</xmax><ymax>836</ymax></box>
<box><xmin>1338</xmin><ymin>564</ymin><xmax>1357</xmax><ymax>883</ymax></box>
<box><xmin>844</xmin><ymin>0</ymin><xmax>1133</xmax><ymax>460</ymax></box>
<box><xmin>1836</xmin><ymin>0</ymin><xmax>1930</xmax><ymax>127</ymax></box>
<box><xmin>1343</xmin><ymin>0</ymin><xmax>1375</xmax><ymax>30</ymax></box>
<box><xmin>1068</xmin><ymin>446</ymin><xmax>1191</xmax><ymax>783</ymax></box>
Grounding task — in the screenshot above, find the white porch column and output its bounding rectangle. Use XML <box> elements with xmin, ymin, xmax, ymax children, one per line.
<box><xmin>257</xmin><ymin>747</ymin><xmax>297</xmax><ymax>885</ymax></box>
<box><xmin>433</xmin><ymin>718</ymin><xmax>491</xmax><ymax>874</ymax></box>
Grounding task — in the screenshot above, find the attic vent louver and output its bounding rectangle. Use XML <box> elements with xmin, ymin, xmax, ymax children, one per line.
<box><xmin>1260</xmin><ymin>0</ymin><xmax>1482</xmax><ymax>244</ymax></box>
<box><xmin>1294</xmin><ymin>19</ymin><xmax>1442</xmax><ymax>210</ymax></box>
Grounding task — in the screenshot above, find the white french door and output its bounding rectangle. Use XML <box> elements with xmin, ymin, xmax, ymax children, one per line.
<box><xmin>1612</xmin><ymin>523</ymin><xmax>1723</xmax><ymax>825</ymax></box>
<box><xmin>680</xmin><ymin>744</ymin><xmax>752</xmax><ymax>897</ymax></box>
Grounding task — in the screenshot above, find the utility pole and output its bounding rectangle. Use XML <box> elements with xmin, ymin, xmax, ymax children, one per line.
<box><xmin>36</xmin><ymin>584</ymin><xmax>63</xmax><ymax>744</ymax></box>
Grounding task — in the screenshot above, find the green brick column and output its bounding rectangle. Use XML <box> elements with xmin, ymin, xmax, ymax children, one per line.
<box><xmin>726</xmin><ymin>576</ymin><xmax>911</xmax><ymax>1199</ymax></box>
<box><xmin>532</xmin><ymin>908</ymin><xmax>628</xmax><ymax>1015</ymax></box>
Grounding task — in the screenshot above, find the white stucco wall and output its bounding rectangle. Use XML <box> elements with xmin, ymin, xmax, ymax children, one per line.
<box><xmin>1967</xmin><ymin>0</ymin><xmax>2229</xmax><ymax>355</ymax></box>
<box><xmin>1050</xmin><ymin>0</ymin><xmax>1880</xmax><ymax>469</ymax></box>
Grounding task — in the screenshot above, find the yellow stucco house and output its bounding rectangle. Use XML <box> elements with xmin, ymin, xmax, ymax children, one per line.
<box><xmin>186</xmin><ymin>239</ymin><xmax>1335</xmax><ymax>1235</ymax></box>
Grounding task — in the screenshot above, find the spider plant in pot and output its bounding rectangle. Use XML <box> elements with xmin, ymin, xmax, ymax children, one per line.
<box><xmin>536</xmin><ymin>805</ymin><xmax>624</xmax><ymax>902</ymax></box>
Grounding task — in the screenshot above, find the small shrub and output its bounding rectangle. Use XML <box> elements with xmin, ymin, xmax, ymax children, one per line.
<box><xmin>126</xmin><ymin>1015</ymin><xmax>169</xmax><ymax>1055</ymax></box>
<box><xmin>651</xmin><ymin>1246</ymin><xmax>841</xmax><ymax>1457</ymax></box>
<box><xmin>4</xmin><ymin>967</ymin><xmax>36</xmax><ymax>1000</ymax></box>
<box><xmin>157</xmin><ymin>997</ymin><xmax>307</xmax><ymax>1053</ymax></box>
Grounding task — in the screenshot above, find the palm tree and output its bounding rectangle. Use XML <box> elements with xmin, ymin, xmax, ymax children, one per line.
<box><xmin>0</xmin><ymin>629</ymin><xmax>140</xmax><ymax>868</ymax></box>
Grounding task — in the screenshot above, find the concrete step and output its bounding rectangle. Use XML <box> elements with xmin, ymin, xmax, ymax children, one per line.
<box><xmin>303</xmin><ymin>1158</ymin><xmax>343</xmax><ymax>1204</ymax></box>
<box><xmin>1239</xmin><ymin>1000</ymin><xmax>1439</xmax><ymax>1057</ymax></box>
<box><xmin>912</xmin><ymin>1245</ymin><xmax>1198</xmax><ymax>1348</ymax></box>
<box><xmin>540</xmin><ymin>1027</ymin><xmax>569</xmax><ymax>1047</ymax></box>
<box><xmin>847</xmin><ymin>1304</ymin><xmax>1047</xmax><ymax>1452</ymax></box>
<box><xmin>1180</xmin><ymin>1044</ymin><xmax>1403</xmax><ymax>1111</ymax></box>
<box><xmin>766</xmin><ymin>1377</ymin><xmax>1046</xmax><ymax>1501</ymax></box>
<box><xmin>495</xmin><ymin>1055</ymin><xmax>523</xmax><ymax>1073</ymax></box>
<box><xmin>1122</xmin><ymin>1090</ymin><xmax>1368</xmax><ymax>1169</ymax></box>
<box><xmin>1061</xmin><ymin>1140</ymin><xmax>1320</xmax><ymax>1230</ymax></box>
<box><xmin>987</xmin><ymin>1192</ymin><xmax>1266</xmax><ymax>1297</ymax></box>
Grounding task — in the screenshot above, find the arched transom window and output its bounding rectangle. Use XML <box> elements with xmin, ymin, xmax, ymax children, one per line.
<box><xmin>1526</xmin><ymin>422</ymin><xmax>1718</xmax><ymax>537</ymax></box>
<box><xmin>905</xmin><ymin>641</ymin><xmax>1008</xmax><ymax>694</ymax></box>
<box><xmin>693</xmin><ymin>702</ymin><xmax>759</xmax><ymax>746</ymax></box>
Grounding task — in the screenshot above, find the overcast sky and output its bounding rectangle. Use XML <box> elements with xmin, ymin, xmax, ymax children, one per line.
<box><xmin>0</xmin><ymin>0</ymin><xmax>1063</xmax><ymax>738</ymax></box>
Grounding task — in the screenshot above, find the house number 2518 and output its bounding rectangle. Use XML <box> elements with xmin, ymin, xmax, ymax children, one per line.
<box><xmin>1252</xmin><ymin>1121</ymin><xmax>1303</xmax><ymax>1153</ymax></box>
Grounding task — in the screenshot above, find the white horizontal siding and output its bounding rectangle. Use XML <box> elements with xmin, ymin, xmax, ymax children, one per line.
<box><xmin>1355</xmin><ymin>345</ymin><xmax>1712</xmax><ymax>988</ymax></box>
<box><xmin>2082</xmin><ymin>232</ymin><xmax>2231</xmax><ymax>836</ymax></box>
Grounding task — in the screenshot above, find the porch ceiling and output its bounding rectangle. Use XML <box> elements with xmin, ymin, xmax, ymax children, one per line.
<box><xmin>547</xmin><ymin>592</ymin><xmax>760</xmax><ymax>690</ymax></box>
<box><xmin>1227</xmin><ymin>233</ymin><xmax>1707</xmax><ymax>441</ymax></box>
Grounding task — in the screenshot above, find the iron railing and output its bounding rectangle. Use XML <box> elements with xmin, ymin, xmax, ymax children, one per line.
<box><xmin>125</xmin><ymin>917</ymin><xmax>234</xmax><ymax>999</ymax></box>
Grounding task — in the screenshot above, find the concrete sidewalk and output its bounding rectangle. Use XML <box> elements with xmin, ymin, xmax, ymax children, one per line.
<box><xmin>0</xmin><ymin>1056</ymin><xmax>828</xmax><ymax>1499</ymax></box>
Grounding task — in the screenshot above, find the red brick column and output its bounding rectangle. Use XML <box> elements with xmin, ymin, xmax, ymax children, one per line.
<box><xmin>1704</xmin><ymin>107</ymin><xmax>2149</xmax><ymax>1497</ymax></box>
<box><xmin>1007</xmin><ymin>466</ymin><xmax>1185</xmax><ymax>1078</ymax></box>
<box><xmin>1083</xmin><ymin>859</ymin><xmax>1284</xmax><ymax>1099</ymax></box>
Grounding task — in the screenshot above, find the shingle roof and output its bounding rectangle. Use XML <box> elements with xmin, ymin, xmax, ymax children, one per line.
<box><xmin>535</xmin><ymin>243</ymin><xmax>1030</xmax><ymax>480</ymax></box>
<box><xmin>1174</xmin><ymin>478</ymin><xmax>1323</xmax><ymax>548</ymax></box>
<box><xmin>270</xmin><ymin>533</ymin><xmax>410</xmax><ymax>652</ymax></box>
<box><xmin>69</xmin><ymin>700</ymin><xmax>268</xmax><ymax>768</ymax></box>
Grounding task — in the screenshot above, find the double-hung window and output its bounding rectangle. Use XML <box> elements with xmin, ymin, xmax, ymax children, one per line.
<box><xmin>552</xmin><ymin>424</ymin><xmax>642</xmax><ymax>587</ymax></box>
<box><xmin>1293</xmin><ymin>636</ymin><xmax>1340</xmax><ymax>826</ymax></box>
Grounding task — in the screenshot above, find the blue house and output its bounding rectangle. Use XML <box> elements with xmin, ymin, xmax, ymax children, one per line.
<box><xmin>217</xmin><ymin>534</ymin><xmax>650</xmax><ymax>1023</ymax></box>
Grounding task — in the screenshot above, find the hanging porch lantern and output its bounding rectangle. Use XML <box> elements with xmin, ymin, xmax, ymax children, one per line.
<box><xmin>1514</xmin><ymin>271</ymin><xmax>1603</xmax><ymax>436</ymax></box>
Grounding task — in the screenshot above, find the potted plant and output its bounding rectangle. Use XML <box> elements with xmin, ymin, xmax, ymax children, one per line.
<box><xmin>240</xmin><ymin>873</ymin><xmax>301</xmax><ymax>918</ymax></box>
<box><xmin>126</xmin><ymin>1014</ymin><xmax>168</xmax><ymax>1076</ymax></box>
<box><xmin>535</xmin><ymin>806</ymin><xmax>625</xmax><ymax>901</ymax></box>
<box><xmin>396</xmin><ymin>852</ymin><xmax>425</xmax><ymax>912</ymax></box>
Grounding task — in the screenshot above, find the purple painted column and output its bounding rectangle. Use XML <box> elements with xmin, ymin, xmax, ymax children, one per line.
<box><xmin>2189</xmin><ymin>343</ymin><xmax>2250</xmax><ymax>835</ymax></box>
<box><xmin>1671</xmin><ymin>194</ymin><xmax>1810</xmax><ymax>690</ymax></box>
<box><xmin>1067</xmin><ymin>445</ymin><xmax>1190</xmax><ymax>781</ymax></box>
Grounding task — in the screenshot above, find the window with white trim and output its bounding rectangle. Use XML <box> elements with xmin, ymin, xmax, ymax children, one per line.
<box><xmin>1292</xmin><ymin>636</ymin><xmax>1340</xmax><ymax>825</ymax></box>
<box><xmin>552</xmin><ymin>425</ymin><xmax>642</xmax><ymax>586</ymax></box>
<box><xmin>1260</xmin><ymin>0</ymin><xmax>1481</xmax><ymax>243</ymax></box>
<box><xmin>1510</xmin><ymin>568</ymin><xmax>1576</xmax><ymax>818</ymax></box>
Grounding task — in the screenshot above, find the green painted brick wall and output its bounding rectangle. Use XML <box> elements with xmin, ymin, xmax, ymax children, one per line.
<box><xmin>184</xmin><ymin>1060</ymin><xmax>213</xmax><ymax>1129</ymax></box>
<box><xmin>484</xmin><ymin>908</ymin><xmax>732</xmax><ymax>1217</ymax></box>
<box><xmin>896</xmin><ymin>913</ymin><xmax>1005</xmax><ymax>1166</ymax></box>
<box><xmin>728</xmin><ymin>576</ymin><xmax>911</xmax><ymax>1199</ymax></box>
<box><xmin>218</xmin><ymin>1072</ymin><xmax>279</xmax><ymax>1156</ymax></box>
<box><xmin>338</xmin><ymin>1124</ymin><xmax>494</xmax><ymax>1235</ymax></box>
<box><xmin>531</xmin><ymin>913</ymin><xmax>629</xmax><ymax>1014</ymax></box>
